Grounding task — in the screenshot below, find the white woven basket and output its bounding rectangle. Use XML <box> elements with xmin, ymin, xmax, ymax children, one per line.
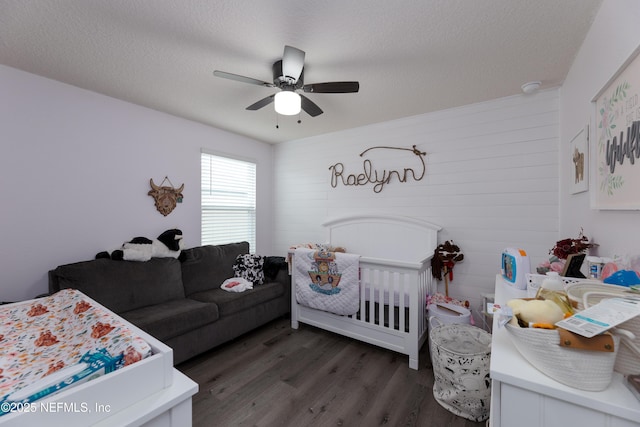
<box><xmin>525</xmin><ymin>273</ymin><xmax>584</xmax><ymax>298</ymax></box>
<box><xmin>565</xmin><ymin>281</ymin><xmax>630</xmax><ymax>310</ymax></box>
<box><xmin>505</xmin><ymin>323</ymin><xmax>619</xmax><ymax>391</ymax></box>
<box><xmin>566</xmin><ymin>282</ymin><xmax>640</xmax><ymax>375</ymax></box>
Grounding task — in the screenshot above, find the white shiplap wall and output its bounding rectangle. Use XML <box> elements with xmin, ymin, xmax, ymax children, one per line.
<box><xmin>274</xmin><ymin>89</ymin><xmax>559</xmax><ymax>321</ymax></box>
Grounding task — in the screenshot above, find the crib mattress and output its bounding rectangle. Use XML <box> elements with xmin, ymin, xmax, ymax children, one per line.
<box><xmin>0</xmin><ymin>289</ymin><xmax>152</xmax><ymax>414</ymax></box>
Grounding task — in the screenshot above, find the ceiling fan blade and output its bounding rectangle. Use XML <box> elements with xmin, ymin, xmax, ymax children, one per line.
<box><xmin>302</xmin><ymin>81</ymin><xmax>360</xmax><ymax>93</ymax></box>
<box><xmin>300</xmin><ymin>94</ymin><xmax>323</xmax><ymax>117</ymax></box>
<box><xmin>213</xmin><ymin>70</ymin><xmax>274</xmax><ymax>87</ymax></box>
<box><xmin>282</xmin><ymin>45</ymin><xmax>305</xmax><ymax>82</ymax></box>
<box><xmin>246</xmin><ymin>94</ymin><xmax>275</xmax><ymax>110</ymax></box>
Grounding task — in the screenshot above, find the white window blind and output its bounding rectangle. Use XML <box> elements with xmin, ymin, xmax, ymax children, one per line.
<box><xmin>201</xmin><ymin>152</ymin><xmax>256</xmax><ymax>252</ymax></box>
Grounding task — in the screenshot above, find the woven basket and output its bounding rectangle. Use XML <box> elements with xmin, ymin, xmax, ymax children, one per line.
<box><xmin>525</xmin><ymin>273</ymin><xmax>583</xmax><ymax>298</ymax></box>
<box><xmin>505</xmin><ymin>323</ymin><xmax>619</xmax><ymax>391</ymax></box>
<box><xmin>565</xmin><ymin>281</ymin><xmax>630</xmax><ymax>310</ymax></box>
<box><xmin>566</xmin><ymin>282</ymin><xmax>640</xmax><ymax>375</ymax></box>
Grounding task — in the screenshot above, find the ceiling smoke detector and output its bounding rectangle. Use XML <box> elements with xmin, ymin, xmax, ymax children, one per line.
<box><xmin>521</xmin><ymin>81</ymin><xmax>541</xmax><ymax>94</ymax></box>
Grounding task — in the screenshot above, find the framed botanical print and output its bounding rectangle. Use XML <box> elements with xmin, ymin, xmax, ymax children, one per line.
<box><xmin>591</xmin><ymin>44</ymin><xmax>640</xmax><ymax>209</ymax></box>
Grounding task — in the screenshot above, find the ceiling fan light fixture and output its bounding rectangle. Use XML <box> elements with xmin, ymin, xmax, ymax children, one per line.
<box><xmin>214</xmin><ymin>45</ymin><xmax>358</xmax><ymax>118</ymax></box>
<box><xmin>274</xmin><ymin>91</ymin><xmax>301</xmax><ymax>115</ymax></box>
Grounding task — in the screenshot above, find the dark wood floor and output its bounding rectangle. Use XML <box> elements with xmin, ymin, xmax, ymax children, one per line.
<box><xmin>177</xmin><ymin>316</ymin><xmax>486</xmax><ymax>427</ymax></box>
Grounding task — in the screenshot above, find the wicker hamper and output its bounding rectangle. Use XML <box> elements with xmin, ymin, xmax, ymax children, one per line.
<box><xmin>505</xmin><ymin>323</ymin><xmax>620</xmax><ymax>391</ymax></box>
<box><xmin>429</xmin><ymin>323</ymin><xmax>492</xmax><ymax>422</ymax></box>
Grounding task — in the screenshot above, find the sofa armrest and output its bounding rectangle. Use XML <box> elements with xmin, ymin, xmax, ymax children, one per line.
<box><xmin>48</xmin><ymin>270</ymin><xmax>60</xmax><ymax>295</ymax></box>
<box><xmin>274</xmin><ymin>267</ymin><xmax>291</xmax><ymax>289</ymax></box>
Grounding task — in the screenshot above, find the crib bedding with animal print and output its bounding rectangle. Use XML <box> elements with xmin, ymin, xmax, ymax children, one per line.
<box><xmin>0</xmin><ymin>289</ymin><xmax>152</xmax><ymax>414</ymax></box>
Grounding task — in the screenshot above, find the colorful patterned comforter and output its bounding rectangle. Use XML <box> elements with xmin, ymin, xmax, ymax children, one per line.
<box><xmin>0</xmin><ymin>289</ymin><xmax>152</xmax><ymax>412</ymax></box>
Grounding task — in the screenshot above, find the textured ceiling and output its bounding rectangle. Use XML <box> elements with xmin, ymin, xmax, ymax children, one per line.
<box><xmin>0</xmin><ymin>0</ymin><xmax>602</xmax><ymax>144</ymax></box>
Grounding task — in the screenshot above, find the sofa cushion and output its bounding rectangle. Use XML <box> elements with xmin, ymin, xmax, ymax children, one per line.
<box><xmin>233</xmin><ymin>254</ymin><xmax>265</xmax><ymax>285</ymax></box>
<box><xmin>264</xmin><ymin>256</ymin><xmax>287</xmax><ymax>280</ymax></box>
<box><xmin>189</xmin><ymin>280</ymin><xmax>285</xmax><ymax>316</ymax></box>
<box><xmin>120</xmin><ymin>299</ymin><xmax>219</xmax><ymax>342</ymax></box>
<box><xmin>181</xmin><ymin>242</ymin><xmax>250</xmax><ymax>296</ymax></box>
<box><xmin>50</xmin><ymin>258</ymin><xmax>185</xmax><ymax>313</ymax></box>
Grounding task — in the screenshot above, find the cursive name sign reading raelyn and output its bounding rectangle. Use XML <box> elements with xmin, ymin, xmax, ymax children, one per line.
<box><xmin>328</xmin><ymin>145</ymin><xmax>427</xmax><ymax>193</ymax></box>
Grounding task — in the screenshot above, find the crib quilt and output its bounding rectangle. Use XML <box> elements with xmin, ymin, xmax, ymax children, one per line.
<box><xmin>0</xmin><ymin>289</ymin><xmax>152</xmax><ymax>414</ymax></box>
<box><xmin>294</xmin><ymin>248</ymin><xmax>360</xmax><ymax>315</ymax></box>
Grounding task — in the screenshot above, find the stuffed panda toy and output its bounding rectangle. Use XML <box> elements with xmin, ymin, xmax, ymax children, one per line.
<box><xmin>96</xmin><ymin>229</ymin><xmax>184</xmax><ymax>262</ymax></box>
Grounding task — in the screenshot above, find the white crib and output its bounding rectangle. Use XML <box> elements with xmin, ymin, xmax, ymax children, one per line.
<box><xmin>290</xmin><ymin>214</ymin><xmax>441</xmax><ymax>370</ymax></box>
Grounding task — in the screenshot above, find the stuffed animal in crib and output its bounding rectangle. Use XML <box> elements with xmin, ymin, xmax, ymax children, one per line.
<box><xmin>96</xmin><ymin>229</ymin><xmax>184</xmax><ymax>262</ymax></box>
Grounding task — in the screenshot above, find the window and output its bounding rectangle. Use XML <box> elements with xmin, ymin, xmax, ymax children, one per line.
<box><xmin>201</xmin><ymin>151</ymin><xmax>256</xmax><ymax>251</ymax></box>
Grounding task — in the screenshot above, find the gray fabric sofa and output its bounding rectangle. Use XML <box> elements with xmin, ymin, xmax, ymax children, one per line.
<box><xmin>48</xmin><ymin>242</ymin><xmax>290</xmax><ymax>365</ymax></box>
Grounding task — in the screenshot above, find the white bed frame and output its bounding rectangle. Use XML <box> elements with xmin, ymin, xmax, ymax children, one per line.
<box><xmin>291</xmin><ymin>214</ymin><xmax>441</xmax><ymax>370</ymax></box>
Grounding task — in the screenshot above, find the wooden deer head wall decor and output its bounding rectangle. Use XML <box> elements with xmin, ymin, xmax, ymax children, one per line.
<box><xmin>148</xmin><ymin>177</ymin><xmax>184</xmax><ymax>216</ymax></box>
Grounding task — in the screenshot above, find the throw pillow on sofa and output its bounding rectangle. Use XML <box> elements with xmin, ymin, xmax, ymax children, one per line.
<box><xmin>233</xmin><ymin>254</ymin><xmax>265</xmax><ymax>285</ymax></box>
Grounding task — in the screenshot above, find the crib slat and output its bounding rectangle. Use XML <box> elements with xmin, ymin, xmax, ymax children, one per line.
<box><xmin>358</xmin><ymin>267</ymin><xmax>364</xmax><ymax>320</ymax></box>
<box><xmin>369</xmin><ymin>268</ymin><xmax>377</xmax><ymax>326</ymax></box>
<box><xmin>379</xmin><ymin>270</ymin><xmax>387</xmax><ymax>328</ymax></box>
<box><xmin>399</xmin><ymin>272</ymin><xmax>406</xmax><ymax>333</ymax></box>
<box><xmin>389</xmin><ymin>272</ymin><xmax>397</xmax><ymax>331</ymax></box>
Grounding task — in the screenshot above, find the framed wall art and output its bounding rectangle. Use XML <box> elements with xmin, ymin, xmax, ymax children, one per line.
<box><xmin>591</xmin><ymin>44</ymin><xmax>640</xmax><ymax>210</ymax></box>
<box><xmin>569</xmin><ymin>126</ymin><xmax>588</xmax><ymax>194</ymax></box>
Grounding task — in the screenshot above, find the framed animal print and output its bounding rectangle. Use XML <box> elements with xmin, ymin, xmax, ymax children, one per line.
<box><xmin>591</xmin><ymin>43</ymin><xmax>640</xmax><ymax>209</ymax></box>
<box><xmin>569</xmin><ymin>126</ymin><xmax>588</xmax><ymax>194</ymax></box>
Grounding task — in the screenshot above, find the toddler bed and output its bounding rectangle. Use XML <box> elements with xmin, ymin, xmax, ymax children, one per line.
<box><xmin>291</xmin><ymin>214</ymin><xmax>441</xmax><ymax>370</ymax></box>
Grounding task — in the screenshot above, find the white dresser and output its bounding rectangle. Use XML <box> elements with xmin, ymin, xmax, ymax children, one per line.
<box><xmin>489</xmin><ymin>275</ymin><xmax>640</xmax><ymax>427</ymax></box>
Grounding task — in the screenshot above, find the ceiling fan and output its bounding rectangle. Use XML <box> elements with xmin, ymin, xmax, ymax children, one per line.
<box><xmin>213</xmin><ymin>45</ymin><xmax>359</xmax><ymax>117</ymax></box>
